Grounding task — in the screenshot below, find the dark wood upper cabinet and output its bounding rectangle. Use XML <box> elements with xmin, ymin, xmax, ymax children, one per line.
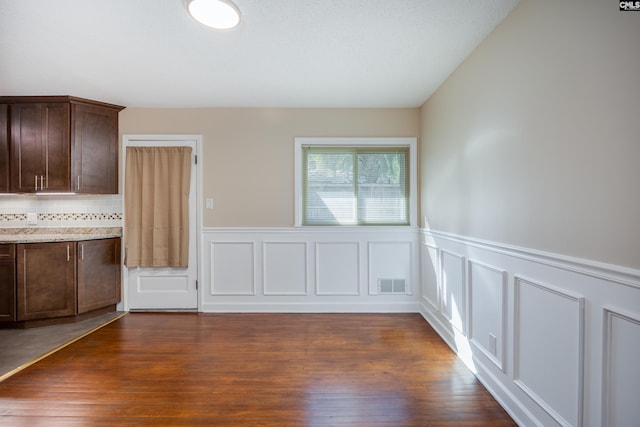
<box><xmin>0</xmin><ymin>96</ymin><xmax>125</xmax><ymax>194</ymax></box>
<box><xmin>72</xmin><ymin>103</ymin><xmax>120</xmax><ymax>194</ymax></box>
<box><xmin>9</xmin><ymin>102</ymin><xmax>70</xmax><ymax>193</ymax></box>
<box><xmin>0</xmin><ymin>104</ymin><xmax>8</xmax><ymax>192</ymax></box>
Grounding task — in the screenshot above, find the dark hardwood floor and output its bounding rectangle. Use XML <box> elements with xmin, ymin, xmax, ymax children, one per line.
<box><xmin>0</xmin><ymin>313</ymin><xmax>516</xmax><ymax>426</ymax></box>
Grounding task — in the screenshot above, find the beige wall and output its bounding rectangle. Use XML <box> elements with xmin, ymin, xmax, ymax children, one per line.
<box><xmin>420</xmin><ymin>0</ymin><xmax>640</xmax><ymax>268</ymax></box>
<box><xmin>119</xmin><ymin>108</ymin><xmax>420</xmax><ymax>227</ymax></box>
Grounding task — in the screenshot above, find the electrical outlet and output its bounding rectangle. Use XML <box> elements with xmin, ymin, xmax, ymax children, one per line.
<box><xmin>489</xmin><ymin>333</ymin><xmax>497</xmax><ymax>356</ymax></box>
<box><xmin>26</xmin><ymin>212</ymin><xmax>38</xmax><ymax>225</ymax></box>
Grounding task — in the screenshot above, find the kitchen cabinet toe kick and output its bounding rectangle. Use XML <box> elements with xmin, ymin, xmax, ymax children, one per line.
<box><xmin>0</xmin><ymin>305</ymin><xmax>118</xmax><ymax>329</ymax></box>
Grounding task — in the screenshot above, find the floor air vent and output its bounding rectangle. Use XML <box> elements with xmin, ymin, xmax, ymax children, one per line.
<box><xmin>378</xmin><ymin>278</ymin><xmax>407</xmax><ymax>294</ymax></box>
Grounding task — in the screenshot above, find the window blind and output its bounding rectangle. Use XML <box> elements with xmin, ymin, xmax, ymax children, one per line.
<box><xmin>302</xmin><ymin>146</ymin><xmax>409</xmax><ymax>226</ymax></box>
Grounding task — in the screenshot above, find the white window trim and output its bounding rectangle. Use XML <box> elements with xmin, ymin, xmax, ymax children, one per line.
<box><xmin>294</xmin><ymin>137</ymin><xmax>417</xmax><ymax>227</ymax></box>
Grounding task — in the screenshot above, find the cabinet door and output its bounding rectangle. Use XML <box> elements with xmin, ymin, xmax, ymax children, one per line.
<box><xmin>72</xmin><ymin>104</ymin><xmax>119</xmax><ymax>194</ymax></box>
<box><xmin>0</xmin><ymin>244</ymin><xmax>16</xmax><ymax>322</ymax></box>
<box><xmin>17</xmin><ymin>242</ymin><xmax>76</xmax><ymax>321</ymax></box>
<box><xmin>77</xmin><ymin>238</ymin><xmax>121</xmax><ymax>314</ymax></box>
<box><xmin>43</xmin><ymin>103</ymin><xmax>71</xmax><ymax>192</ymax></box>
<box><xmin>9</xmin><ymin>103</ymin><xmax>44</xmax><ymax>192</ymax></box>
<box><xmin>0</xmin><ymin>104</ymin><xmax>8</xmax><ymax>193</ymax></box>
<box><xmin>10</xmin><ymin>103</ymin><xmax>70</xmax><ymax>193</ymax></box>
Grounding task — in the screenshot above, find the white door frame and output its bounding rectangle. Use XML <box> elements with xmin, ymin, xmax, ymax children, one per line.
<box><xmin>119</xmin><ymin>134</ymin><xmax>203</xmax><ymax>312</ymax></box>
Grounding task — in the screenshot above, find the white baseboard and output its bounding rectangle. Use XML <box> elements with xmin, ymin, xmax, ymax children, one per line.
<box><xmin>201</xmin><ymin>301</ymin><xmax>420</xmax><ymax>313</ymax></box>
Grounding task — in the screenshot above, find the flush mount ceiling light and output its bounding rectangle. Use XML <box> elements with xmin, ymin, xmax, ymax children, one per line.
<box><xmin>187</xmin><ymin>0</ymin><xmax>241</xmax><ymax>30</ymax></box>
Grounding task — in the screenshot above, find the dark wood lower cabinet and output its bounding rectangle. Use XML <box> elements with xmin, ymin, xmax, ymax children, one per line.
<box><xmin>77</xmin><ymin>238</ymin><xmax>121</xmax><ymax>314</ymax></box>
<box><xmin>0</xmin><ymin>244</ymin><xmax>16</xmax><ymax>322</ymax></box>
<box><xmin>1</xmin><ymin>238</ymin><xmax>121</xmax><ymax>327</ymax></box>
<box><xmin>17</xmin><ymin>242</ymin><xmax>76</xmax><ymax>321</ymax></box>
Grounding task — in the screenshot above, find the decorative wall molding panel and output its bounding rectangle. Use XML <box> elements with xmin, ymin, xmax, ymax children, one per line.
<box><xmin>468</xmin><ymin>260</ymin><xmax>507</xmax><ymax>372</ymax></box>
<box><xmin>420</xmin><ymin>229</ymin><xmax>640</xmax><ymax>427</ymax></box>
<box><xmin>315</xmin><ymin>241</ymin><xmax>360</xmax><ymax>296</ymax></box>
<box><xmin>440</xmin><ymin>249</ymin><xmax>466</xmax><ymax>333</ymax></box>
<box><xmin>368</xmin><ymin>241</ymin><xmax>413</xmax><ymax>295</ymax></box>
<box><xmin>210</xmin><ymin>241</ymin><xmax>256</xmax><ymax>296</ymax></box>
<box><xmin>602</xmin><ymin>308</ymin><xmax>640</xmax><ymax>427</ymax></box>
<box><xmin>263</xmin><ymin>242</ymin><xmax>307</xmax><ymax>296</ymax></box>
<box><xmin>513</xmin><ymin>276</ymin><xmax>584</xmax><ymax>427</ymax></box>
<box><xmin>421</xmin><ymin>243</ymin><xmax>439</xmax><ymax>310</ymax></box>
<box><xmin>201</xmin><ymin>227</ymin><xmax>420</xmax><ymax>313</ymax></box>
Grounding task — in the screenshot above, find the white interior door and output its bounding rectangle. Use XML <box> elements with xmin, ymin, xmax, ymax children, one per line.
<box><xmin>123</xmin><ymin>135</ymin><xmax>200</xmax><ymax>310</ymax></box>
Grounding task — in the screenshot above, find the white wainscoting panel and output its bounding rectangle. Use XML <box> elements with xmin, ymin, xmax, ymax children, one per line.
<box><xmin>513</xmin><ymin>276</ymin><xmax>584</xmax><ymax>427</ymax></box>
<box><xmin>421</xmin><ymin>244</ymin><xmax>439</xmax><ymax>310</ymax></box>
<box><xmin>602</xmin><ymin>308</ymin><xmax>640</xmax><ymax>427</ymax></box>
<box><xmin>263</xmin><ymin>242</ymin><xmax>307</xmax><ymax>296</ymax></box>
<box><xmin>468</xmin><ymin>260</ymin><xmax>507</xmax><ymax>371</ymax></box>
<box><xmin>210</xmin><ymin>242</ymin><xmax>255</xmax><ymax>296</ymax></box>
<box><xmin>201</xmin><ymin>227</ymin><xmax>419</xmax><ymax>312</ymax></box>
<box><xmin>316</xmin><ymin>242</ymin><xmax>360</xmax><ymax>296</ymax></box>
<box><xmin>440</xmin><ymin>250</ymin><xmax>466</xmax><ymax>333</ymax></box>
<box><xmin>368</xmin><ymin>242</ymin><xmax>413</xmax><ymax>295</ymax></box>
<box><xmin>420</xmin><ymin>229</ymin><xmax>640</xmax><ymax>427</ymax></box>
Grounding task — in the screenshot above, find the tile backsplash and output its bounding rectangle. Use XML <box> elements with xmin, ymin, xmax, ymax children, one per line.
<box><xmin>0</xmin><ymin>194</ymin><xmax>123</xmax><ymax>227</ymax></box>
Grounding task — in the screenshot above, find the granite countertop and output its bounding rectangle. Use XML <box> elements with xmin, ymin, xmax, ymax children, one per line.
<box><xmin>0</xmin><ymin>227</ymin><xmax>122</xmax><ymax>244</ymax></box>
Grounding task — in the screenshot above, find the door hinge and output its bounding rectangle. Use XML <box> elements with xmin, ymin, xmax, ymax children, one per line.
<box><xmin>195</xmin><ymin>280</ymin><xmax>198</xmax><ymax>290</ymax></box>
<box><xmin>195</xmin><ymin>154</ymin><xmax>198</xmax><ymax>165</ymax></box>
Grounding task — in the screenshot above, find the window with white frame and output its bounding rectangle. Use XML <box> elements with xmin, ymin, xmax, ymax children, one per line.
<box><xmin>295</xmin><ymin>137</ymin><xmax>417</xmax><ymax>226</ymax></box>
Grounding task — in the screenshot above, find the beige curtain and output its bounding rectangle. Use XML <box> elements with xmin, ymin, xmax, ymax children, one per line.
<box><xmin>124</xmin><ymin>146</ymin><xmax>192</xmax><ymax>267</ymax></box>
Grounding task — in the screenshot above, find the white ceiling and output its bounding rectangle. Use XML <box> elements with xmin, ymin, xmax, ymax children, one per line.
<box><xmin>0</xmin><ymin>0</ymin><xmax>519</xmax><ymax>108</ymax></box>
